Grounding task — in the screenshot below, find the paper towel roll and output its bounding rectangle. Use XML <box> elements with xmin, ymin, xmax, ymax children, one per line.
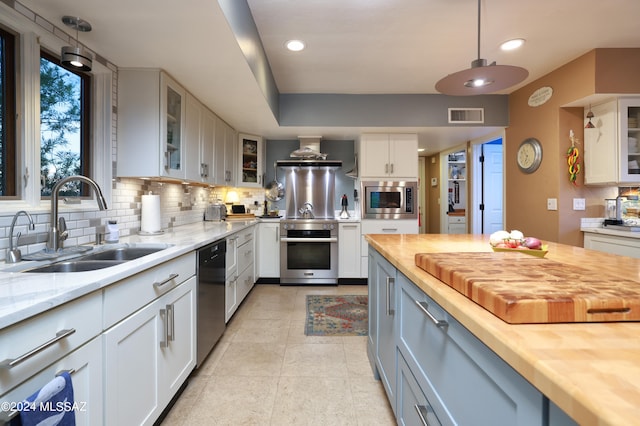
<box><xmin>141</xmin><ymin>194</ymin><xmax>161</xmax><ymax>233</ymax></box>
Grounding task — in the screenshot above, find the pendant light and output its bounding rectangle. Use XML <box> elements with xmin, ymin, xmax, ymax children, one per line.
<box><xmin>61</xmin><ymin>16</ymin><xmax>93</xmax><ymax>72</ymax></box>
<box><xmin>435</xmin><ymin>0</ymin><xmax>528</xmax><ymax>96</ymax></box>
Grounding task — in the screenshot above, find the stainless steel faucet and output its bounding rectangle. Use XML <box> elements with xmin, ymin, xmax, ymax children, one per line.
<box><xmin>47</xmin><ymin>175</ymin><xmax>108</xmax><ymax>252</ymax></box>
<box><xmin>6</xmin><ymin>211</ymin><xmax>35</xmax><ymax>263</ymax></box>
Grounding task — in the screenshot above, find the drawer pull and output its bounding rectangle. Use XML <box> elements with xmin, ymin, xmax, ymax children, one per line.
<box><xmin>153</xmin><ymin>273</ymin><xmax>179</xmax><ymax>288</ymax></box>
<box><xmin>385</xmin><ymin>277</ymin><xmax>395</xmax><ymax>315</ymax></box>
<box><xmin>415</xmin><ymin>301</ymin><xmax>448</xmax><ymax>328</ymax></box>
<box><xmin>414</xmin><ymin>404</ymin><xmax>439</xmax><ymax>426</ymax></box>
<box><xmin>0</xmin><ymin>328</ymin><xmax>76</xmax><ymax>369</ymax></box>
<box><xmin>381</xmin><ymin>228</ymin><xmax>398</xmax><ymax>232</ymax></box>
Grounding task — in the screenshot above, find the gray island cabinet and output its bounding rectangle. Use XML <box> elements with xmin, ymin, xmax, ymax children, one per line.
<box><xmin>367</xmin><ymin>246</ymin><xmax>576</xmax><ymax>426</ymax></box>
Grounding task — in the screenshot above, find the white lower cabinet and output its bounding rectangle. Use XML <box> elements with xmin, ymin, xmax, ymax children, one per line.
<box><xmin>361</xmin><ymin>219</ymin><xmax>418</xmax><ymax>278</ymax></box>
<box><xmin>338</xmin><ymin>222</ymin><xmax>362</xmax><ymax>278</ymax></box>
<box><xmin>583</xmin><ymin>232</ymin><xmax>640</xmax><ymax>258</ymax></box>
<box><xmin>368</xmin><ymin>246</ymin><xmax>578</xmax><ymax>426</ymax></box>
<box><xmin>257</xmin><ymin>221</ymin><xmax>280</xmax><ymax>278</ymax></box>
<box><xmin>104</xmin><ymin>276</ymin><xmax>196</xmax><ymax>426</ymax></box>
<box><xmin>225</xmin><ymin>226</ymin><xmax>255</xmax><ymax>321</ymax></box>
<box><xmin>447</xmin><ymin>215</ymin><xmax>466</xmax><ymax>234</ymax></box>
<box><xmin>0</xmin><ymin>335</ymin><xmax>103</xmax><ymax>426</ymax></box>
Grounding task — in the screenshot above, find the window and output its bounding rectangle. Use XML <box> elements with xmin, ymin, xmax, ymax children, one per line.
<box><xmin>39</xmin><ymin>51</ymin><xmax>91</xmax><ymax>197</ymax></box>
<box><xmin>0</xmin><ymin>27</ymin><xmax>16</xmax><ymax>197</ymax></box>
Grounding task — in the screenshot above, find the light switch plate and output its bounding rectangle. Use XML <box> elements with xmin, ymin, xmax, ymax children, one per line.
<box><xmin>431</xmin><ymin>177</ymin><xmax>438</xmax><ymax>187</ymax></box>
<box><xmin>547</xmin><ymin>198</ymin><xmax>558</xmax><ymax>210</ymax></box>
<box><xmin>573</xmin><ymin>198</ymin><xmax>586</xmax><ymax>210</ymax></box>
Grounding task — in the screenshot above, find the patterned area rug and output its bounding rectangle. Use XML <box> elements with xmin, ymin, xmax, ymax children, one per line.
<box><xmin>305</xmin><ymin>295</ymin><xmax>368</xmax><ymax>336</ymax></box>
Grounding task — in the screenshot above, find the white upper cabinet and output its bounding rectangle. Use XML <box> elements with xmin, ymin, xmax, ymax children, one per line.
<box><xmin>584</xmin><ymin>99</ymin><xmax>618</xmax><ymax>185</ymax></box>
<box><xmin>184</xmin><ymin>94</ymin><xmax>215</xmax><ymax>184</ymax></box>
<box><xmin>213</xmin><ymin>117</ymin><xmax>237</xmax><ymax>186</ymax></box>
<box><xmin>359</xmin><ymin>133</ymin><xmax>418</xmax><ymax>179</ymax></box>
<box><xmin>584</xmin><ymin>97</ymin><xmax>640</xmax><ymax>185</ymax></box>
<box><xmin>118</xmin><ymin>69</ymin><xmax>187</xmax><ymax>179</ymax></box>
<box><xmin>238</xmin><ymin>133</ymin><xmax>264</xmax><ymax>188</ymax></box>
<box><xmin>619</xmin><ymin>98</ymin><xmax>640</xmax><ymax>183</ymax></box>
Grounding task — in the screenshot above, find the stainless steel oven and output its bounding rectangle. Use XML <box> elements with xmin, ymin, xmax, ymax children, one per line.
<box><xmin>361</xmin><ymin>180</ymin><xmax>418</xmax><ymax>219</ymax></box>
<box><xmin>280</xmin><ymin>219</ymin><xmax>338</xmax><ymax>284</ymax></box>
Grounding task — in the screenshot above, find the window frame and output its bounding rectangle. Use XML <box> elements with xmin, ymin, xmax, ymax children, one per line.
<box><xmin>0</xmin><ymin>25</ymin><xmax>17</xmax><ymax>197</ymax></box>
<box><xmin>39</xmin><ymin>49</ymin><xmax>92</xmax><ymax>198</ymax></box>
<box><xmin>0</xmin><ymin>4</ymin><xmax>113</xmax><ymax>214</ymax></box>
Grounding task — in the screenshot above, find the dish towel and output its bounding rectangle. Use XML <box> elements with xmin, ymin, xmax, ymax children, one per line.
<box><xmin>16</xmin><ymin>371</ymin><xmax>76</xmax><ymax>426</ymax></box>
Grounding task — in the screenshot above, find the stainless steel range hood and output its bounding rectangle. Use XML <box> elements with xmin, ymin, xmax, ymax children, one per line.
<box><xmin>279</xmin><ymin>136</ymin><xmax>342</xmax><ymax>167</ymax></box>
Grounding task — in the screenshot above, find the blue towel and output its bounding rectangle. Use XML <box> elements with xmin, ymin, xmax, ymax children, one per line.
<box><xmin>17</xmin><ymin>371</ymin><xmax>76</xmax><ymax>426</ymax></box>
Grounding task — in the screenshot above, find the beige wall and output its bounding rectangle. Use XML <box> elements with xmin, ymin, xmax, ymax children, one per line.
<box><xmin>426</xmin><ymin>154</ymin><xmax>441</xmax><ymax>233</ymax></box>
<box><xmin>506</xmin><ymin>48</ymin><xmax>640</xmax><ymax>246</ymax></box>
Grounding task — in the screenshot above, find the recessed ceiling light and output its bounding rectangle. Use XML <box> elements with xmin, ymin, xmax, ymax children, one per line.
<box><xmin>500</xmin><ymin>38</ymin><xmax>525</xmax><ymax>51</ymax></box>
<box><xmin>285</xmin><ymin>39</ymin><xmax>305</xmax><ymax>52</ymax></box>
<box><xmin>418</xmin><ymin>148</ymin><xmax>425</xmax><ymax>152</ymax></box>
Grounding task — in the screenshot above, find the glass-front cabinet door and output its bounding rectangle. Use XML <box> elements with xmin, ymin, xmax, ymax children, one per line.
<box><xmin>620</xmin><ymin>98</ymin><xmax>640</xmax><ymax>183</ymax></box>
<box><xmin>161</xmin><ymin>73</ymin><xmax>186</xmax><ymax>179</ymax></box>
<box><xmin>238</xmin><ymin>133</ymin><xmax>263</xmax><ymax>188</ymax></box>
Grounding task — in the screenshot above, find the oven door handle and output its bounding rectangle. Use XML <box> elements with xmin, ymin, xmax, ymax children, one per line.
<box><xmin>280</xmin><ymin>237</ymin><xmax>338</xmax><ymax>243</ymax></box>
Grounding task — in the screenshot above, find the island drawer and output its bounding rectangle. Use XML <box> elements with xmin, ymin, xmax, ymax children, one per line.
<box><xmin>103</xmin><ymin>252</ymin><xmax>196</xmax><ymax>329</ymax></box>
<box><xmin>397</xmin><ymin>272</ymin><xmax>544</xmax><ymax>426</ymax></box>
<box><xmin>0</xmin><ymin>290</ymin><xmax>102</xmax><ymax>396</ymax></box>
<box><xmin>237</xmin><ymin>235</ymin><xmax>254</xmax><ymax>275</ymax></box>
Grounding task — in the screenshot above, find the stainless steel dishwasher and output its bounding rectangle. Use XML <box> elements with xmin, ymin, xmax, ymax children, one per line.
<box><xmin>196</xmin><ymin>239</ymin><xmax>226</xmax><ymax>367</ymax></box>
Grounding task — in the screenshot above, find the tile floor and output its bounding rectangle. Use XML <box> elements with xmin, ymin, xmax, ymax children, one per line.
<box><xmin>161</xmin><ymin>284</ymin><xmax>395</xmax><ymax>425</ymax></box>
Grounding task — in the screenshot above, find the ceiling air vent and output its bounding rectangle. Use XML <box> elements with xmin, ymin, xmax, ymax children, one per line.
<box><xmin>448</xmin><ymin>108</ymin><xmax>484</xmax><ymax>124</ymax></box>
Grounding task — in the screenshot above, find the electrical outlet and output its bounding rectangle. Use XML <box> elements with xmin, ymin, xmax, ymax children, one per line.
<box><xmin>547</xmin><ymin>198</ymin><xmax>558</xmax><ymax>210</ymax></box>
<box><xmin>573</xmin><ymin>198</ymin><xmax>586</xmax><ymax>210</ymax></box>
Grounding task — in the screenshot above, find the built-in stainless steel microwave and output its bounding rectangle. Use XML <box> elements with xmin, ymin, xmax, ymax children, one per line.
<box><xmin>361</xmin><ymin>181</ymin><xmax>417</xmax><ymax>219</ymax></box>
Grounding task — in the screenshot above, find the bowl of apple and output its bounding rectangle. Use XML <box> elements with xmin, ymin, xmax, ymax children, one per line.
<box><xmin>489</xmin><ymin>230</ymin><xmax>548</xmax><ymax>258</ymax></box>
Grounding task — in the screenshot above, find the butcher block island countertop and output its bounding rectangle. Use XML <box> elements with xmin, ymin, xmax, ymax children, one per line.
<box><xmin>365</xmin><ymin>233</ymin><xmax>640</xmax><ymax>426</ymax></box>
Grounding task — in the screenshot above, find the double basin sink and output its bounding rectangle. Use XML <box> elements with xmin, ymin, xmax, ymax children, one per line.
<box><xmin>17</xmin><ymin>244</ymin><xmax>172</xmax><ymax>273</ymax></box>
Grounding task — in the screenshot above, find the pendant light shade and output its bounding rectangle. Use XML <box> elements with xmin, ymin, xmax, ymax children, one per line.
<box><xmin>436</xmin><ymin>0</ymin><xmax>528</xmax><ymax>95</ymax></box>
<box><xmin>61</xmin><ymin>45</ymin><xmax>92</xmax><ymax>71</ymax></box>
<box><xmin>61</xmin><ymin>16</ymin><xmax>93</xmax><ymax>72</ymax></box>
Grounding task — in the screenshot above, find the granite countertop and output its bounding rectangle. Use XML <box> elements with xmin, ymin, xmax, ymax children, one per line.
<box><xmin>365</xmin><ymin>233</ymin><xmax>640</xmax><ymax>426</ymax></box>
<box><xmin>0</xmin><ymin>220</ymin><xmax>257</xmax><ymax>330</ymax></box>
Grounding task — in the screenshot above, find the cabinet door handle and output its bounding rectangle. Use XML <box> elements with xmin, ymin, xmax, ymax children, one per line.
<box><xmin>385</xmin><ymin>163</ymin><xmax>389</xmax><ymax>174</ymax></box>
<box><xmin>390</xmin><ymin>163</ymin><xmax>394</xmax><ymax>174</ymax></box>
<box><xmin>415</xmin><ymin>300</ymin><xmax>448</xmax><ymax>328</ymax></box>
<box><xmin>167</xmin><ymin>303</ymin><xmax>175</xmax><ymax>342</ymax></box>
<box><xmin>164</xmin><ymin>151</ymin><xmax>170</xmax><ymax>171</ymax></box>
<box><xmin>414</xmin><ymin>404</ymin><xmax>438</xmax><ymax>426</ymax></box>
<box><xmin>160</xmin><ymin>307</ymin><xmax>169</xmax><ymax>348</ymax></box>
<box><xmin>153</xmin><ymin>273</ymin><xmax>179</xmax><ymax>288</ymax></box>
<box><xmin>385</xmin><ymin>276</ymin><xmax>395</xmax><ymax>315</ymax></box>
<box><xmin>0</xmin><ymin>328</ymin><xmax>76</xmax><ymax>369</ymax></box>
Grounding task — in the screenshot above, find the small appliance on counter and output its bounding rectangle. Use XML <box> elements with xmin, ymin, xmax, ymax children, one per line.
<box><xmin>204</xmin><ymin>202</ymin><xmax>227</xmax><ymax>221</ymax></box>
<box><xmin>340</xmin><ymin>194</ymin><xmax>350</xmax><ymax>219</ymax></box>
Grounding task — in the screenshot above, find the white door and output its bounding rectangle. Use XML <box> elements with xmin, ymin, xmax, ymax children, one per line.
<box><xmin>482</xmin><ymin>143</ymin><xmax>504</xmax><ymax>234</ymax></box>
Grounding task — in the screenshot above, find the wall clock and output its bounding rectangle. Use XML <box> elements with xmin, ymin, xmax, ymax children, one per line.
<box><xmin>516</xmin><ymin>138</ymin><xmax>543</xmax><ymax>173</ymax></box>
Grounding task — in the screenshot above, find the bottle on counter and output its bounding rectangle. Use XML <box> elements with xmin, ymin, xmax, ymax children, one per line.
<box><xmin>105</xmin><ymin>220</ymin><xmax>119</xmax><ymax>243</ymax></box>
